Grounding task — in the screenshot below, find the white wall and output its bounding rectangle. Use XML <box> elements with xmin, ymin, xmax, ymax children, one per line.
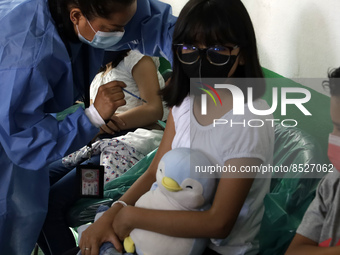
<box><xmin>160</xmin><ymin>0</ymin><xmax>340</xmax><ymax>94</ymax></box>
<box><xmin>242</xmin><ymin>0</ymin><xmax>340</xmax><ymax>94</ymax></box>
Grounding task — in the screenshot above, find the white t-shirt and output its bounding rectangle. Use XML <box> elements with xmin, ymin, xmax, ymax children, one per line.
<box><xmin>90</xmin><ymin>50</ymin><xmax>168</xmax><ymax>121</ymax></box>
<box><xmin>171</xmin><ymin>96</ymin><xmax>274</xmax><ymax>255</ymax></box>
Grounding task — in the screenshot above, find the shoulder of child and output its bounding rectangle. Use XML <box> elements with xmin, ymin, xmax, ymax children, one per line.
<box><xmin>316</xmin><ymin>170</ymin><xmax>340</xmax><ymax>201</ymax></box>
<box><xmin>124</xmin><ymin>50</ymin><xmax>152</xmax><ymax>73</ymax></box>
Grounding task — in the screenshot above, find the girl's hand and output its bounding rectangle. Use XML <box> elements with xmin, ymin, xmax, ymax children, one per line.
<box><xmin>91</xmin><ymin>115</ymin><xmax>126</xmax><ymax>142</ymax></box>
<box><xmin>79</xmin><ymin>208</ymin><xmax>123</xmax><ymax>255</ymax></box>
<box><xmin>100</xmin><ymin>115</ymin><xmax>126</xmax><ymax>135</ymax></box>
<box><xmin>113</xmin><ymin>206</ymin><xmax>135</xmax><ymax>241</ymax></box>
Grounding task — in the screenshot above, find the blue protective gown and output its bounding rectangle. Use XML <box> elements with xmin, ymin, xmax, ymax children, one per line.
<box><xmin>0</xmin><ymin>0</ymin><xmax>176</xmax><ymax>254</ymax></box>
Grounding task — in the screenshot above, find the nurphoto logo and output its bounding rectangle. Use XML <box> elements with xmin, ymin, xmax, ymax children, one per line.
<box><xmin>194</xmin><ymin>78</ymin><xmax>312</xmax><ymax>128</ymax></box>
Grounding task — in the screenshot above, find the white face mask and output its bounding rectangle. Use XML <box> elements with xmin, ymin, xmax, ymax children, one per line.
<box><xmin>77</xmin><ymin>19</ymin><xmax>125</xmax><ymax>49</ymax></box>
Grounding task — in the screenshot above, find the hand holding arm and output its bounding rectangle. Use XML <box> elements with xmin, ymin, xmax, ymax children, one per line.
<box><xmin>93</xmin><ymin>115</ymin><xmax>126</xmax><ymax>139</ymax></box>
<box><xmin>79</xmin><ymin>204</ymin><xmax>125</xmax><ymax>255</ymax></box>
<box><xmin>113</xmin><ymin>158</ymin><xmax>260</xmax><ymax>240</ymax></box>
<box><xmin>107</xmin><ymin>56</ymin><xmax>164</xmax><ymax>132</ymax></box>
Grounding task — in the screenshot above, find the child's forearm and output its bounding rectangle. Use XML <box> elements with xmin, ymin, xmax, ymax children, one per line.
<box><xmin>127</xmin><ymin>207</ymin><xmax>231</xmax><ymax>239</ymax></box>
<box><xmin>286</xmin><ymin>234</ymin><xmax>340</xmax><ymax>255</ymax></box>
<box><xmin>115</xmin><ymin>103</ymin><xmax>163</xmax><ymax>131</ymax></box>
<box><xmin>286</xmin><ymin>244</ymin><xmax>340</xmax><ymax>255</ymax></box>
<box><xmin>118</xmin><ymin>162</ymin><xmax>257</xmax><ymax>240</ymax></box>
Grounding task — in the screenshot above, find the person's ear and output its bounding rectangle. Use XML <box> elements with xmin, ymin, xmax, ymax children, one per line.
<box><xmin>69</xmin><ymin>8</ymin><xmax>83</xmax><ymax>25</ymax></box>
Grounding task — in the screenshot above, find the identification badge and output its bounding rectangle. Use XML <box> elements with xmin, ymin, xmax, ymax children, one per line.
<box><xmin>76</xmin><ymin>164</ymin><xmax>104</xmax><ymax>198</ymax></box>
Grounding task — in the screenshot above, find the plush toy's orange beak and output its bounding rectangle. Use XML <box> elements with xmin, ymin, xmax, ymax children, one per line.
<box><xmin>162</xmin><ymin>177</ymin><xmax>182</xmax><ymax>192</ymax></box>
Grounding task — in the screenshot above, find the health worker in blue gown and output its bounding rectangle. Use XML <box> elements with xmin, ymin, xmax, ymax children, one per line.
<box><xmin>0</xmin><ymin>0</ymin><xmax>176</xmax><ymax>254</ymax></box>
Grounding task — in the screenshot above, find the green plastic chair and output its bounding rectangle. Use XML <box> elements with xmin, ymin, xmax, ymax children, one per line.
<box><xmin>258</xmin><ymin>123</ymin><xmax>327</xmax><ymax>255</ymax></box>
<box><xmin>258</xmin><ymin>68</ymin><xmax>332</xmax><ymax>254</ymax></box>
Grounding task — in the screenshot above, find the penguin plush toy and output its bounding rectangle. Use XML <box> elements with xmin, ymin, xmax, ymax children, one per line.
<box><xmin>124</xmin><ymin>147</ymin><xmax>217</xmax><ymax>255</ymax></box>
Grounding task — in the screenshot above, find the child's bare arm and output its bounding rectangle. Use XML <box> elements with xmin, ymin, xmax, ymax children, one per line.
<box><xmin>286</xmin><ymin>233</ymin><xmax>340</xmax><ymax>255</ymax></box>
<box><xmin>102</xmin><ymin>56</ymin><xmax>164</xmax><ymax>133</ymax></box>
<box><xmin>113</xmin><ymin>158</ymin><xmax>260</xmax><ymax>240</ymax></box>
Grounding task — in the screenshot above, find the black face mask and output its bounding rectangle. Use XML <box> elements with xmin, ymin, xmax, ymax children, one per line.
<box><xmin>181</xmin><ymin>55</ymin><xmax>238</xmax><ymax>79</ymax></box>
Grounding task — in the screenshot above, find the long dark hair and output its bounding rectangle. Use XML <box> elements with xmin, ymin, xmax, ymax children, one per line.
<box><xmin>98</xmin><ymin>49</ymin><xmax>131</xmax><ymax>74</ymax></box>
<box><xmin>49</xmin><ymin>0</ymin><xmax>135</xmax><ymax>42</ymax></box>
<box><xmin>161</xmin><ymin>0</ymin><xmax>265</xmax><ymax>107</ymax></box>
